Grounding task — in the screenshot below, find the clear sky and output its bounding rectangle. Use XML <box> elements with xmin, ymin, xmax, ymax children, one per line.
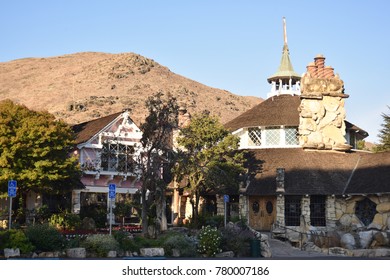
<box><xmin>1</xmin><ymin>0</ymin><xmax>389</xmax><ymax>143</ymax></box>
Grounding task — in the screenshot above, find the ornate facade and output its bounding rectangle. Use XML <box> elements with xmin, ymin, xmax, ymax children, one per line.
<box><xmin>224</xmin><ymin>19</ymin><xmax>390</xmax><ymax>250</ymax></box>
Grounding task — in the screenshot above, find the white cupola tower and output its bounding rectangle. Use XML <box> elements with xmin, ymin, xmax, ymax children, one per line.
<box><xmin>267</xmin><ymin>17</ymin><xmax>301</xmax><ymax>98</ymax></box>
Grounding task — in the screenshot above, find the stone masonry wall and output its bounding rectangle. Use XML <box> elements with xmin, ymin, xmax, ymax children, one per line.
<box><xmin>299</xmin><ymin>55</ymin><xmax>351</xmax><ymax>151</ymax></box>
<box><xmin>276</xmin><ymin>195</ymin><xmax>285</xmax><ymax>226</ymax></box>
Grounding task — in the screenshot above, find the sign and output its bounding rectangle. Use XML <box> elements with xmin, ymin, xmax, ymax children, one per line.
<box><xmin>223</xmin><ymin>194</ymin><xmax>229</xmax><ymax>203</ymax></box>
<box><xmin>108</xmin><ymin>183</ymin><xmax>116</xmax><ymax>199</ymax></box>
<box><xmin>8</xmin><ymin>180</ymin><xmax>17</xmax><ymax>197</ymax></box>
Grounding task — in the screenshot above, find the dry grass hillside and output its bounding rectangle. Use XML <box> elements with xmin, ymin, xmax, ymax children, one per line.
<box><xmin>0</xmin><ymin>52</ymin><xmax>262</xmax><ymax>126</ymax></box>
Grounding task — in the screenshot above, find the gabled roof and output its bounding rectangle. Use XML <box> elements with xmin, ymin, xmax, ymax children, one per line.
<box><xmin>245</xmin><ymin>148</ymin><xmax>390</xmax><ymax>196</ymax></box>
<box><xmin>224</xmin><ymin>95</ymin><xmax>300</xmax><ymax>131</ymax></box>
<box><xmin>345</xmin><ymin>121</ymin><xmax>369</xmax><ymax>138</ymax></box>
<box><xmin>72</xmin><ymin>112</ymin><xmax>122</xmax><ymax>144</ymax></box>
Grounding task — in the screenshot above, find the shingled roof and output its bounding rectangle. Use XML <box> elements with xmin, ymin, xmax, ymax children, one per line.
<box><xmin>344</xmin><ymin>151</ymin><xmax>390</xmax><ymax>195</ymax></box>
<box><xmin>245</xmin><ymin>148</ymin><xmax>390</xmax><ymax>196</ymax></box>
<box><xmin>224</xmin><ymin>95</ymin><xmax>300</xmax><ymax>131</ymax></box>
<box><xmin>72</xmin><ymin>112</ymin><xmax>122</xmax><ymax>144</ymax></box>
<box><xmin>224</xmin><ymin>95</ymin><xmax>368</xmax><ymax>140</ymax></box>
<box><xmin>345</xmin><ymin>120</ymin><xmax>369</xmax><ymax>138</ymax></box>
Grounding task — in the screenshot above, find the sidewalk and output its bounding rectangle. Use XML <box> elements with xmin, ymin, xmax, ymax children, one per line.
<box><xmin>267</xmin><ymin>237</ymin><xmax>329</xmax><ymax>258</ymax></box>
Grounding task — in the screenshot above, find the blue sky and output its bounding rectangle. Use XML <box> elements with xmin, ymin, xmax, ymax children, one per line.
<box><xmin>1</xmin><ymin>0</ymin><xmax>389</xmax><ymax>143</ymax></box>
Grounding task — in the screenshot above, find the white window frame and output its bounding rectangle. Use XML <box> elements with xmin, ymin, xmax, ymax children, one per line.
<box><xmin>240</xmin><ymin>126</ymin><xmax>300</xmax><ymax>149</ymax></box>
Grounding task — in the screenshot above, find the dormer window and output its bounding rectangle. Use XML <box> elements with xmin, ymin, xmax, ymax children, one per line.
<box><xmin>248</xmin><ymin>127</ymin><xmax>262</xmax><ymax>146</ymax></box>
<box><xmin>264</xmin><ymin>127</ymin><xmax>281</xmax><ymax>146</ymax></box>
<box><xmin>245</xmin><ymin>126</ymin><xmax>298</xmax><ymax>148</ymax></box>
<box><xmin>285</xmin><ymin>127</ymin><xmax>299</xmax><ymax>145</ymax></box>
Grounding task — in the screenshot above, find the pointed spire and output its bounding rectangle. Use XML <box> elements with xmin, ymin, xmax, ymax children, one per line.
<box><xmin>283</xmin><ymin>17</ymin><xmax>288</xmax><ymax>46</ymax></box>
<box><xmin>267</xmin><ymin>17</ymin><xmax>301</xmax><ymax>85</ymax></box>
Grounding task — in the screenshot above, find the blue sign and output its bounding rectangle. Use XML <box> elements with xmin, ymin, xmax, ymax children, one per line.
<box><xmin>223</xmin><ymin>194</ymin><xmax>229</xmax><ymax>203</ymax></box>
<box><xmin>8</xmin><ymin>180</ymin><xmax>17</xmax><ymax>197</ymax></box>
<box><xmin>108</xmin><ymin>183</ymin><xmax>116</xmax><ymax>199</ymax></box>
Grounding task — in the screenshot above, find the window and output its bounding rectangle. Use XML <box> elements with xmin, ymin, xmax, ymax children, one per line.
<box><xmin>252</xmin><ymin>201</ymin><xmax>260</xmax><ymax>213</ymax></box>
<box><xmin>246</xmin><ymin>126</ymin><xmax>299</xmax><ymax>147</ymax></box>
<box><xmin>264</xmin><ymin>127</ymin><xmax>280</xmax><ymax>146</ymax></box>
<box><xmin>101</xmin><ymin>141</ymin><xmax>135</xmax><ymax>173</ymax></box>
<box><xmin>310</xmin><ymin>196</ymin><xmax>326</xmax><ymax>226</ymax></box>
<box><xmin>285</xmin><ymin>196</ymin><xmax>301</xmax><ymax>226</ymax></box>
<box><xmin>349</xmin><ymin>132</ymin><xmax>356</xmax><ymax>149</ymax></box>
<box><xmin>248</xmin><ymin>127</ymin><xmax>261</xmax><ymax>146</ymax></box>
<box><xmin>266</xmin><ymin>201</ymin><xmax>274</xmax><ymax>214</ymax></box>
<box><xmin>355</xmin><ymin>198</ymin><xmax>377</xmax><ymax>226</ymax></box>
<box><xmin>285</xmin><ymin>127</ymin><xmax>299</xmax><ymax>145</ymax></box>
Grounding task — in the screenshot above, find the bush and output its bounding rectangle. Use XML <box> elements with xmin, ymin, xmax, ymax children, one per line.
<box><xmin>25</xmin><ymin>224</ymin><xmax>65</xmax><ymax>252</ymax></box>
<box><xmin>49</xmin><ymin>210</ymin><xmax>81</xmax><ymax>230</ymax></box>
<box><xmin>220</xmin><ymin>224</ymin><xmax>255</xmax><ymax>257</ymax></box>
<box><xmin>0</xmin><ymin>230</ymin><xmax>10</xmax><ymax>250</ymax></box>
<box><xmin>113</xmin><ymin>230</ymin><xmax>137</xmax><ymax>252</ymax></box>
<box><xmin>196</xmin><ymin>215</ymin><xmax>225</xmax><ymax>229</ymax></box>
<box><xmin>113</xmin><ymin>201</ymin><xmax>133</xmax><ymax>225</ymax></box>
<box><xmin>35</xmin><ymin>205</ymin><xmax>51</xmax><ymax>223</ymax></box>
<box><xmin>65</xmin><ymin>234</ymin><xmax>85</xmax><ymax>249</ymax></box>
<box><xmin>0</xmin><ymin>229</ymin><xmax>34</xmax><ymax>253</ymax></box>
<box><xmin>81</xmin><ymin>234</ymin><xmax>119</xmax><ymax>257</ymax></box>
<box><xmin>197</xmin><ymin>225</ymin><xmax>222</xmax><ymax>257</ymax></box>
<box><xmin>163</xmin><ymin>233</ymin><xmax>197</xmax><ymax>257</ymax></box>
<box><xmin>79</xmin><ymin>204</ymin><xmax>107</xmax><ymax>228</ymax></box>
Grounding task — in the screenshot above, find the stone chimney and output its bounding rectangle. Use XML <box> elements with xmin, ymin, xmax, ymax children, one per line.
<box><xmin>299</xmin><ymin>55</ymin><xmax>351</xmax><ymax>151</ymax></box>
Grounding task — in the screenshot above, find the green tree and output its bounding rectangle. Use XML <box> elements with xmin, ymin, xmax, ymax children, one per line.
<box><xmin>139</xmin><ymin>92</ymin><xmax>179</xmax><ymax>236</ymax></box>
<box><xmin>356</xmin><ymin>140</ymin><xmax>366</xmax><ymax>150</ymax></box>
<box><xmin>375</xmin><ymin>106</ymin><xmax>390</xmax><ymax>152</ymax></box>
<box><xmin>173</xmin><ymin>112</ymin><xmax>245</xmax><ymax>224</ymax></box>
<box><xmin>0</xmin><ymin>100</ymin><xmax>80</xmax><ymax>209</ymax></box>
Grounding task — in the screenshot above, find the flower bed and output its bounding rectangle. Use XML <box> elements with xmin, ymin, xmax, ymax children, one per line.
<box><xmin>97</xmin><ymin>225</ymin><xmax>143</xmax><ymax>234</ymax></box>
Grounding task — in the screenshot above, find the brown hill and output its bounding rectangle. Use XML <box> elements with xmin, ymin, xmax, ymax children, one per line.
<box><xmin>0</xmin><ymin>52</ymin><xmax>262</xmax><ymax>126</ymax></box>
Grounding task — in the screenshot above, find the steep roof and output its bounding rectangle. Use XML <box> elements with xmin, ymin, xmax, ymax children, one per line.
<box><xmin>224</xmin><ymin>95</ymin><xmax>300</xmax><ymax>131</ymax></box>
<box><xmin>267</xmin><ymin>44</ymin><xmax>301</xmax><ymax>84</ymax></box>
<box><xmin>224</xmin><ymin>95</ymin><xmax>367</xmax><ymax>139</ymax></box>
<box><xmin>245</xmin><ymin>148</ymin><xmax>390</xmax><ymax>196</ymax></box>
<box><xmin>267</xmin><ymin>18</ymin><xmax>301</xmax><ymax>84</ymax></box>
<box><xmin>72</xmin><ymin>112</ymin><xmax>122</xmax><ymax>144</ymax></box>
